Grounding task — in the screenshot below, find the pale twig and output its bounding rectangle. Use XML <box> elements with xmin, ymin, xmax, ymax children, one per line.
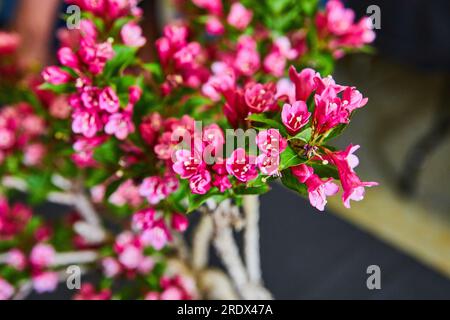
<box><xmin>191</xmin><ymin>213</ymin><xmax>214</xmax><ymax>271</ymax></box>
<box><xmin>243</xmin><ymin>195</ymin><xmax>262</xmax><ymax>284</ymax></box>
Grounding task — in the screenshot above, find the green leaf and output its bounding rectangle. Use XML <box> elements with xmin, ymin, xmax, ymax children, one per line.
<box><xmin>234</xmin><ymin>184</ymin><xmax>270</xmax><ymax>195</ymax></box>
<box><xmin>103</xmin><ymin>45</ymin><xmax>137</xmax><ymax>78</ymax></box>
<box><xmin>142</xmin><ymin>63</ymin><xmax>163</xmax><ymax>82</ymax></box>
<box><xmin>247</xmin><ymin>113</ymin><xmax>287</xmax><ymax>136</ymax></box>
<box><xmin>27</xmin><ymin>172</ymin><xmax>53</xmax><ymax>204</ymax></box>
<box><xmin>93</xmin><ymin>139</ymin><xmax>120</xmax><ymax>165</ymax></box>
<box><xmin>280</xmin><ymin>145</ymin><xmax>303</xmax><ymax>170</ymax></box>
<box><xmin>280</xmin><ymin>169</ymin><xmax>308</xmax><ymax>196</ymax></box>
<box><xmin>290</xmin><ymin>127</ymin><xmax>312</xmax><ymax>142</ymax></box>
<box><xmin>310</xmin><ymin>162</ymin><xmax>339</xmax><ymax>179</ymax></box>
<box><xmin>39</xmin><ymin>82</ymin><xmax>76</xmax><ymax>94</ymax></box>
<box><xmin>322</xmin><ymin>124</ymin><xmax>347</xmax><ymax>142</ymax></box>
<box><xmin>188</xmin><ymin>189</ymin><xmax>226</xmax><ymax>213</ymax></box>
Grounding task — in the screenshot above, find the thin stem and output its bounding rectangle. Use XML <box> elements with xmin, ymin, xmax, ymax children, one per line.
<box><xmin>243</xmin><ymin>195</ymin><xmax>262</xmax><ymax>284</ymax></box>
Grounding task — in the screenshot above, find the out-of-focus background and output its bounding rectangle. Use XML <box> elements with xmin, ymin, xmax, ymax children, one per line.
<box><xmin>1</xmin><ymin>0</ymin><xmax>449</xmax><ymax>299</ymax></box>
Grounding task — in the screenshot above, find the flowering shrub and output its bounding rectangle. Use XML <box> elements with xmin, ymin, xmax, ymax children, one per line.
<box><xmin>0</xmin><ymin>0</ymin><xmax>376</xmax><ymax>300</ymax></box>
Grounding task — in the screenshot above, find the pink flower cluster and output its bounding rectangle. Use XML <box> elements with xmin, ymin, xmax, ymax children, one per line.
<box><xmin>66</xmin><ymin>0</ymin><xmax>142</xmax><ymax>19</ymax></box>
<box><xmin>0</xmin><ymin>103</ymin><xmax>46</xmax><ymax>166</ymax></box>
<box><xmin>29</xmin><ymin>244</ymin><xmax>59</xmax><ymax>293</ymax></box>
<box><xmin>139</xmin><ymin>175</ymin><xmax>179</xmax><ymax>205</ymax></box>
<box><xmin>156</xmin><ymin>23</ymin><xmax>209</xmax><ymax>94</ymax></box>
<box><xmin>316</xmin><ymin>0</ymin><xmax>376</xmax><ymax>58</ymax></box>
<box><xmin>0</xmin><ymin>198</ymin><xmax>32</xmax><ymax>240</ymax></box>
<box><xmin>145</xmin><ymin>275</ymin><xmax>196</xmax><ymax>300</ymax></box>
<box><xmin>256</xmin><ymin>129</ymin><xmax>287</xmax><ymax>176</ymax></box>
<box><xmin>73</xmin><ymin>283</ymin><xmax>111</xmax><ymax>300</ymax></box>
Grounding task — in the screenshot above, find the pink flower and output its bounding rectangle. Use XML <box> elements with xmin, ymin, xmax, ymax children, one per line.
<box><xmin>138</xmin><ymin>256</ymin><xmax>155</xmax><ymax>274</ymax></box>
<box><xmin>227</xmin><ymin>3</ymin><xmax>253</xmax><ymax>30</ymax></box>
<box><xmin>291</xmin><ymin>164</ymin><xmax>339</xmax><ymax>211</ymax></box>
<box><xmin>104</xmin><ymin>112</ymin><xmax>135</xmax><ymax>140</ymax></box>
<box><xmin>109</xmin><ymin>179</ymin><xmax>142</xmax><ymax>207</ymax></box>
<box><xmin>173</xmin><ymin>149</ymin><xmax>204</xmax><ymax>179</ymax></box>
<box><xmin>192</xmin><ymin>0</ymin><xmax>223</xmax><ymax>15</ymax></box>
<box><xmin>118</xmin><ymin>244</ymin><xmax>143</xmax><ymax>270</ymax></box>
<box><xmin>281</xmin><ymin>101</ymin><xmax>311</xmax><ymax>135</ymax></box>
<box><xmin>212</xmin><ymin>175</ymin><xmax>232</xmax><ymax>192</ymax></box>
<box><xmin>203</xmin><ymin>123</ymin><xmax>225</xmax><ymax>158</ymax></box>
<box><xmin>73</xmin><ymin>283</ymin><xmax>111</xmax><ymax>300</ymax></box>
<box><xmin>161</xmin><ymin>286</ymin><xmax>184</xmax><ymax>300</ymax></box>
<box><xmin>0</xmin><ymin>278</ymin><xmax>14</xmax><ymax>300</ymax></box>
<box><xmin>140</xmin><ymin>220</ymin><xmax>171</xmax><ymax>250</ymax></box>
<box><xmin>131</xmin><ymin>208</ymin><xmax>156</xmax><ymax>232</ymax></box>
<box><xmin>234</xmin><ymin>36</ymin><xmax>260</xmax><ymax>76</ymax></box>
<box><xmin>72</xmin><ymin>110</ymin><xmax>102</xmax><ymax>138</ymax></box>
<box><xmin>23</xmin><ymin>143</ymin><xmax>46</xmax><ymax>166</ymax></box>
<box><xmin>30</xmin><ymin>243</ymin><xmax>55</xmax><ymax>268</ymax></box>
<box><xmin>244</xmin><ymin>82</ymin><xmax>277</xmax><ymax>114</ymax></box>
<box><xmin>0</xmin><ymin>32</ymin><xmax>20</xmax><ymax>55</ymax></box>
<box><xmin>263</xmin><ymin>51</ymin><xmax>286</xmax><ymax>77</ymax></box>
<box><xmin>129</xmin><ymin>85</ymin><xmax>142</xmax><ymax>104</ymax></box>
<box><xmin>57</xmin><ymin>47</ymin><xmax>79</xmax><ymax>69</ymax></box>
<box><xmin>257</xmin><ymin>153</ymin><xmax>280</xmax><ymax>176</ymax></box>
<box><xmin>42</xmin><ymin>66</ymin><xmax>72</xmax><ymax>85</ymax></box>
<box><xmin>163</xmin><ymin>23</ymin><xmax>188</xmax><ymax>49</ymax></box>
<box><xmin>49</xmin><ymin>96</ymin><xmax>71</xmax><ymax>119</ymax></box>
<box><xmin>0</xmin><ymin>128</ymin><xmax>15</xmax><ymax>149</ymax></box>
<box><xmin>206</xmin><ymin>16</ymin><xmax>225</xmax><ymax>36</ymax></box>
<box><xmin>171</xmin><ymin>213</ymin><xmax>189</xmax><ymax>232</ymax></box>
<box><xmin>256</xmin><ymin>129</ymin><xmax>287</xmax><ymax>155</ymax></box>
<box><xmin>324</xmin><ymin>0</ymin><xmax>355</xmax><ymax>35</ymax></box>
<box><xmin>325</xmin><ymin>145</ymin><xmax>378</xmax><ymax>208</ymax></box>
<box><xmin>189</xmin><ymin>170</ymin><xmax>212</xmax><ymax>195</ymax></box>
<box><xmin>121</xmin><ymin>22</ymin><xmax>146</xmax><ymax>48</ymax></box>
<box><xmin>102</xmin><ymin>257</ymin><xmax>121</xmax><ymax>278</ymax></box>
<box><xmin>33</xmin><ymin>272</ymin><xmax>59</xmax><ymax>293</ymax></box>
<box><xmin>139</xmin><ymin>177</ymin><xmax>164</xmax><ymax>205</ymax></box>
<box><xmin>99</xmin><ymin>87</ymin><xmax>120</xmax><ymax>113</ymax></box>
<box><xmin>6</xmin><ymin>249</ymin><xmax>27</xmax><ymax>271</ymax></box>
<box><xmin>226</xmin><ymin>148</ymin><xmax>258</xmax><ymax>182</ymax></box>
<box><xmin>341</xmin><ymin>86</ymin><xmax>368</xmax><ymax>113</ymax></box>
<box><xmin>289</xmin><ymin>66</ymin><xmax>319</xmax><ymax>101</ymax></box>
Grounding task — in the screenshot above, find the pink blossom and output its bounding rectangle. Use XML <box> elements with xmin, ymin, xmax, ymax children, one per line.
<box><xmin>33</xmin><ymin>272</ymin><xmax>59</xmax><ymax>293</ymax></box>
<box><xmin>49</xmin><ymin>96</ymin><xmax>71</xmax><ymax>119</ymax></box>
<box><xmin>192</xmin><ymin>0</ymin><xmax>223</xmax><ymax>15</ymax></box>
<box><xmin>73</xmin><ymin>283</ymin><xmax>111</xmax><ymax>300</ymax></box>
<box><xmin>0</xmin><ymin>32</ymin><xmax>20</xmax><ymax>55</ymax></box>
<box><xmin>171</xmin><ymin>213</ymin><xmax>189</xmax><ymax>232</ymax></box>
<box><xmin>104</xmin><ymin>112</ymin><xmax>135</xmax><ymax>140</ymax></box>
<box><xmin>289</xmin><ymin>66</ymin><xmax>319</xmax><ymax>101</ymax></box>
<box><xmin>256</xmin><ymin>129</ymin><xmax>287</xmax><ymax>155</ymax></box>
<box><xmin>138</xmin><ymin>256</ymin><xmax>155</xmax><ymax>274</ymax></box>
<box><xmin>0</xmin><ymin>278</ymin><xmax>14</xmax><ymax>300</ymax></box>
<box><xmin>57</xmin><ymin>47</ymin><xmax>79</xmax><ymax>69</ymax></box>
<box><xmin>163</xmin><ymin>23</ymin><xmax>188</xmax><ymax>49</ymax></box>
<box><xmin>23</xmin><ymin>143</ymin><xmax>46</xmax><ymax>166</ymax></box>
<box><xmin>263</xmin><ymin>51</ymin><xmax>286</xmax><ymax>77</ymax></box>
<box><xmin>0</xmin><ymin>128</ymin><xmax>15</xmax><ymax>149</ymax></box>
<box><xmin>206</xmin><ymin>16</ymin><xmax>225</xmax><ymax>36</ymax></box>
<box><xmin>244</xmin><ymin>82</ymin><xmax>277</xmax><ymax>114</ymax></box>
<box><xmin>129</xmin><ymin>85</ymin><xmax>142</xmax><ymax>104</ymax></box>
<box><xmin>42</xmin><ymin>66</ymin><xmax>72</xmax><ymax>85</ymax></box>
<box><xmin>281</xmin><ymin>101</ymin><xmax>311</xmax><ymax>135</ymax></box>
<box><xmin>291</xmin><ymin>164</ymin><xmax>339</xmax><ymax>211</ymax></box>
<box><xmin>6</xmin><ymin>249</ymin><xmax>27</xmax><ymax>271</ymax></box>
<box><xmin>99</xmin><ymin>87</ymin><xmax>120</xmax><ymax>113</ymax></box>
<box><xmin>109</xmin><ymin>179</ymin><xmax>142</xmax><ymax>207</ymax></box>
<box><xmin>30</xmin><ymin>243</ymin><xmax>55</xmax><ymax>268</ymax></box>
<box><xmin>145</xmin><ymin>292</ymin><xmax>160</xmax><ymax>300</ymax></box>
<box><xmin>227</xmin><ymin>3</ymin><xmax>253</xmax><ymax>30</ymax></box>
<box><xmin>131</xmin><ymin>208</ymin><xmax>156</xmax><ymax>232</ymax></box>
<box><xmin>121</xmin><ymin>22</ymin><xmax>146</xmax><ymax>48</ymax></box>
<box><xmin>212</xmin><ymin>174</ymin><xmax>232</xmax><ymax>193</ymax></box>
<box><xmin>325</xmin><ymin>145</ymin><xmax>378</xmax><ymax>208</ymax></box>
<box><xmin>234</xmin><ymin>36</ymin><xmax>260</xmax><ymax>76</ymax></box>
<box><xmin>189</xmin><ymin>169</ymin><xmax>212</xmax><ymax>195</ymax></box>
<box><xmin>226</xmin><ymin>148</ymin><xmax>258</xmax><ymax>182</ymax></box>
<box><xmin>139</xmin><ymin>113</ymin><xmax>162</xmax><ymax>146</ymax></box>
<box><xmin>72</xmin><ymin>110</ymin><xmax>102</xmax><ymax>138</ymax></box>
<box><xmin>161</xmin><ymin>286</ymin><xmax>184</xmax><ymax>300</ymax></box>
<box><xmin>257</xmin><ymin>153</ymin><xmax>280</xmax><ymax>176</ymax></box>
<box><xmin>140</xmin><ymin>220</ymin><xmax>170</xmax><ymax>250</ymax></box>
<box><xmin>118</xmin><ymin>244</ymin><xmax>143</xmax><ymax>269</ymax></box>
<box><xmin>139</xmin><ymin>177</ymin><xmax>165</xmax><ymax>205</ymax></box>
<box><xmin>173</xmin><ymin>149</ymin><xmax>204</xmax><ymax>179</ymax></box>
<box><xmin>102</xmin><ymin>257</ymin><xmax>121</xmax><ymax>278</ymax></box>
